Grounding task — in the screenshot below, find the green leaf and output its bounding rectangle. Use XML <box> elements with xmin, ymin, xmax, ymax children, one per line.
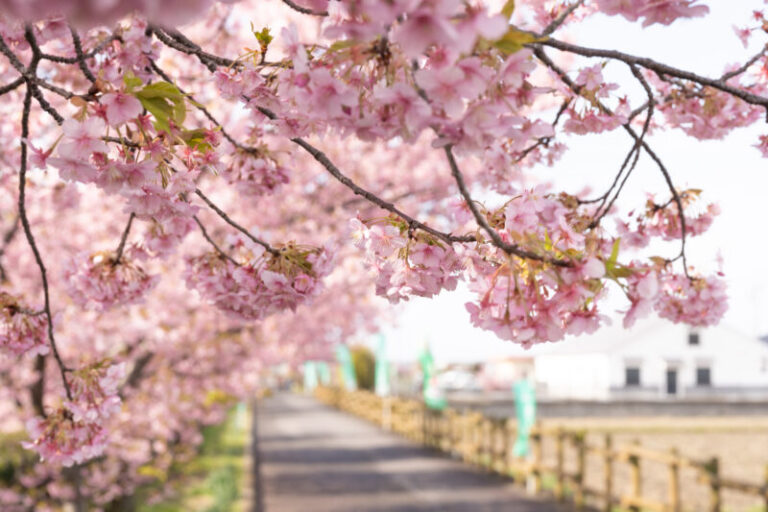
<box><xmin>123</xmin><ymin>72</ymin><xmax>142</xmax><ymax>92</ymax></box>
<box><xmin>172</xmin><ymin>98</ymin><xmax>186</xmax><ymax>126</ymax></box>
<box><xmin>134</xmin><ymin>82</ymin><xmax>187</xmax><ymax>133</ymax></box>
<box><xmin>181</xmin><ymin>128</ymin><xmax>211</xmax><ymax>151</ymax></box>
<box><xmin>493</xmin><ymin>27</ymin><xmax>542</xmax><ymax>55</ymax></box>
<box><xmin>610</xmin><ymin>266</ymin><xmax>633</xmax><ymax>279</ymax></box>
<box><xmin>136</xmin><ymin>82</ymin><xmax>184</xmax><ymax>102</ymax></box>
<box><xmin>329</xmin><ymin>39</ymin><xmax>358</xmax><ymax>52</ymax></box>
<box><xmin>253</xmin><ymin>26</ymin><xmax>273</xmax><ymax>47</ymax></box>
<box><xmin>501</xmin><ymin>0</ymin><xmax>515</xmax><ymax>18</ymax></box>
<box><xmin>608</xmin><ymin>238</ymin><xmax>620</xmax><ymax>266</ymax></box>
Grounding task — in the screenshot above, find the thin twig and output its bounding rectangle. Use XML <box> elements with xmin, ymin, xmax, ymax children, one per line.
<box><xmin>0</xmin><ymin>215</ymin><xmax>19</xmax><ymax>282</ymax></box>
<box><xmin>281</xmin><ymin>0</ymin><xmax>328</xmax><ymax>16</ymax></box>
<box><xmin>40</xmin><ymin>33</ymin><xmax>119</xmax><ymax>64</ymax></box>
<box><xmin>0</xmin><ymin>77</ymin><xmax>23</xmax><ymax>97</ymax></box>
<box><xmin>193</xmin><ymin>215</ymin><xmax>239</xmax><ymax>265</ymax></box>
<box><xmin>591</xmin><ymin>65</ymin><xmax>655</xmax><ymax>226</ymax></box>
<box><xmin>256</xmin><ymin>106</ymin><xmax>478</xmax><ymax>245</ymax></box>
<box><xmin>443</xmin><ymin>144</ymin><xmax>572</xmax><ymax>267</ymax></box>
<box><xmin>194</xmin><ymin>188</ymin><xmax>279</xmax><ymax>256</ymax></box>
<box><xmin>720</xmin><ymin>44</ymin><xmax>768</xmax><ymax>82</ymax></box>
<box><xmin>535</xmin><ymin>47</ymin><xmax>690</xmax><ymax>275</ymax></box>
<box><xmin>112</xmin><ymin>213</ymin><xmax>135</xmax><ymax>266</ymax></box>
<box><xmin>69</xmin><ymin>26</ymin><xmax>97</xmax><ymax>83</ymax></box>
<box><xmin>149</xmin><ymin>26</ymin><xmax>237</xmax><ymax>71</ymax></box>
<box><xmin>18</xmin><ymin>86</ymin><xmax>72</xmax><ymax>400</ymax></box>
<box><xmin>541</xmin><ymin>0</ymin><xmax>585</xmax><ymax>37</ymax></box>
<box><xmin>536</xmin><ymin>37</ymin><xmax>768</xmax><ymax>111</ymax></box>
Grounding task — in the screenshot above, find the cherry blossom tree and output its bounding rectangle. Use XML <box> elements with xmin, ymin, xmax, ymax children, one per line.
<box><xmin>0</xmin><ymin>0</ymin><xmax>758</xmax><ymax>508</ymax></box>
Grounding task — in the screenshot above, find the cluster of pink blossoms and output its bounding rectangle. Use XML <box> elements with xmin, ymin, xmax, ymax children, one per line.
<box><xmin>622</xmin><ymin>266</ymin><xmax>727</xmax><ymax>328</ymax></box>
<box><xmin>617</xmin><ymin>191</ymin><xmax>719</xmax><ymax>248</ymax></box>
<box><xmin>349</xmin><ymin>217</ymin><xmax>463</xmax><ymax>303</ymax></box>
<box><xmin>65</xmin><ymin>362</ymin><xmax>126</xmax><ymax>423</ymax></box>
<box><xmin>563</xmin><ymin>63</ymin><xmax>629</xmax><ymax>135</ymax></box>
<box><xmin>596</xmin><ymin>0</ymin><xmax>709</xmax><ymax>26</ymax></box>
<box><xmin>465</xmin><ymin>254</ymin><xmax>607</xmax><ymax>346</ymax></box>
<box><xmin>23</xmin><ymin>362</ymin><xmax>125</xmax><ymax>467</ymax></box>
<box><xmin>62</xmin><ymin>252</ymin><xmax>158</xmax><ymax>311</ymax></box>
<box><xmin>462</xmin><ymin>191</ymin><xmax>609</xmax><ymax>345</ymax></box>
<box><xmin>647</xmin><ymin>73</ymin><xmax>763</xmax><ymax>140</ymax></box>
<box><xmin>0</xmin><ymin>292</ymin><xmax>49</xmax><ymax>357</ymax></box>
<box><xmin>184</xmin><ymin>241</ymin><xmax>334</xmax><ymax>321</ymax></box>
<box><xmin>656</xmin><ymin>273</ymin><xmax>728</xmax><ymax>327</ymax></box>
<box><xmin>46</xmin><ymin>82</ymin><xmax>210</xmax><ymax>255</ymax></box>
<box><xmin>224</xmin><ymin>150</ymin><xmax>290</xmax><ymax>198</ymax></box>
<box><xmin>23</xmin><ymin>410</ymin><xmax>109</xmax><ymax>467</ymax></box>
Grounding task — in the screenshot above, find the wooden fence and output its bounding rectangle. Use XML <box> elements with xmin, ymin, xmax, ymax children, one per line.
<box><xmin>314</xmin><ymin>386</ymin><xmax>768</xmax><ymax>512</ymax></box>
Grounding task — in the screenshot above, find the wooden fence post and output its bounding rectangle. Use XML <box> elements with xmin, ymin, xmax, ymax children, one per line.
<box><xmin>506</xmin><ymin>420</ymin><xmax>517</xmax><ymax>477</ymax></box>
<box><xmin>604</xmin><ymin>433</ymin><xmax>613</xmax><ymax>512</ymax></box>
<box><xmin>628</xmin><ymin>439</ymin><xmax>642</xmax><ymax>512</ymax></box>
<box><xmin>500</xmin><ymin>419</ymin><xmax>510</xmax><ymax>476</ymax></box>
<box><xmin>481</xmin><ymin>417</ymin><xmax>491</xmax><ymax>470</ymax></box>
<box><xmin>529</xmin><ymin>422</ymin><xmax>543</xmax><ymax>495</ymax></box>
<box><xmin>574</xmin><ymin>431</ymin><xmax>586</xmax><ymax>510</ymax></box>
<box><xmin>764</xmin><ymin>464</ymin><xmax>768</xmax><ymax>511</ymax></box>
<box><xmin>668</xmin><ymin>447</ymin><xmax>680</xmax><ymax>512</ymax></box>
<box><xmin>555</xmin><ymin>427</ymin><xmax>565</xmax><ymax>502</ymax></box>
<box><xmin>706</xmin><ymin>456</ymin><xmax>721</xmax><ymax>512</ymax></box>
<box><xmin>472</xmin><ymin>414</ymin><xmax>482</xmax><ymax>465</ymax></box>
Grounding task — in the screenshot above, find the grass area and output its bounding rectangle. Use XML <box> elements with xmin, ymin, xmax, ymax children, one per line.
<box><xmin>138</xmin><ymin>404</ymin><xmax>250</xmax><ymax>512</ymax></box>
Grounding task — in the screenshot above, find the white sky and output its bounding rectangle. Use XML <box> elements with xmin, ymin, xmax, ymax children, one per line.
<box><xmin>368</xmin><ymin>1</ymin><xmax>768</xmax><ymax>364</ymax></box>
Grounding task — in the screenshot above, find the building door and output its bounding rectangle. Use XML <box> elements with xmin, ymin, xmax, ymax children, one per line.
<box><xmin>666</xmin><ymin>369</ymin><xmax>678</xmax><ymax>395</ymax></box>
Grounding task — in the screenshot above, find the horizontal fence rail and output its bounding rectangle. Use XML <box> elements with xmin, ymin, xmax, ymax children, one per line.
<box><xmin>314</xmin><ymin>386</ymin><xmax>768</xmax><ymax>512</ymax></box>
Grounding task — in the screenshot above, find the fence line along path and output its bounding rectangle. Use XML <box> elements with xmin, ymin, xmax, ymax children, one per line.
<box><xmin>315</xmin><ymin>387</ymin><xmax>768</xmax><ymax>512</ymax></box>
<box><xmin>255</xmin><ymin>391</ymin><xmax>571</xmax><ymax>512</ymax></box>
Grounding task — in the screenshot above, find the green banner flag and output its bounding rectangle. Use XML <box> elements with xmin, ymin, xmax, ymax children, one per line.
<box><xmin>512</xmin><ymin>379</ymin><xmax>537</xmax><ymax>457</ymax></box>
<box><xmin>335</xmin><ymin>345</ymin><xmax>357</xmax><ymax>391</ymax></box>
<box><xmin>317</xmin><ymin>361</ymin><xmax>331</xmax><ymax>385</ymax></box>
<box><xmin>375</xmin><ymin>334</ymin><xmax>390</xmax><ymax>396</ymax></box>
<box><xmin>303</xmin><ymin>361</ymin><xmax>319</xmax><ymax>392</ymax></box>
<box><xmin>419</xmin><ymin>345</ymin><xmax>446</xmax><ymax>410</ymax></box>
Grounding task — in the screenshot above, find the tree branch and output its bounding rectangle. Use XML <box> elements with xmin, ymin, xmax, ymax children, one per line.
<box><xmin>281</xmin><ymin>0</ymin><xmax>329</xmax><ymax>16</ymax></box>
<box><xmin>535</xmin><ymin>47</ymin><xmax>690</xmax><ymax>275</ymax></box>
<box><xmin>112</xmin><ymin>213</ymin><xmax>135</xmax><ymax>265</ymax></box>
<box><xmin>148</xmin><ymin>26</ymin><xmax>237</xmax><ymax>71</ymax></box>
<box><xmin>148</xmin><ymin>59</ymin><xmax>259</xmax><ymax>154</ymax></box>
<box><xmin>443</xmin><ymin>144</ymin><xmax>572</xmax><ymax>267</ymax></box>
<box><xmin>193</xmin><ymin>215</ymin><xmax>239</xmax><ymax>265</ymax></box>
<box><xmin>536</xmin><ymin>37</ymin><xmax>768</xmax><ymax>110</ymax></box>
<box><xmin>69</xmin><ymin>26</ymin><xmax>97</xmax><ymax>83</ymax></box>
<box><xmin>40</xmin><ymin>33</ymin><xmax>119</xmax><ymax>64</ymax></box>
<box><xmin>541</xmin><ymin>0</ymin><xmax>585</xmax><ymax>37</ymax></box>
<box><xmin>591</xmin><ymin>64</ymin><xmax>655</xmax><ymax>226</ymax></box>
<box><xmin>720</xmin><ymin>43</ymin><xmax>768</xmax><ymax>83</ymax></box>
<box><xmin>17</xmin><ymin>86</ymin><xmax>72</xmax><ymax>400</ymax></box>
<box><xmin>194</xmin><ymin>188</ymin><xmax>279</xmax><ymax>256</ymax></box>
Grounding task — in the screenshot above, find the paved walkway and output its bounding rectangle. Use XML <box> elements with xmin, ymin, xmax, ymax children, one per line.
<box><xmin>255</xmin><ymin>393</ymin><xmax>569</xmax><ymax>512</ymax></box>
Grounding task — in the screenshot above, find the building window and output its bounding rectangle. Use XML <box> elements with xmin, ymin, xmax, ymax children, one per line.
<box><xmin>625</xmin><ymin>367</ymin><xmax>641</xmax><ymax>387</ymax></box>
<box><xmin>696</xmin><ymin>367</ymin><xmax>711</xmax><ymax>386</ymax></box>
<box><xmin>688</xmin><ymin>332</ymin><xmax>700</xmax><ymax>346</ymax></box>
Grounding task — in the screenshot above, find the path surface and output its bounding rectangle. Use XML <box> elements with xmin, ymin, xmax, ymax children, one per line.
<box><xmin>255</xmin><ymin>393</ymin><xmax>570</xmax><ymax>512</ymax></box>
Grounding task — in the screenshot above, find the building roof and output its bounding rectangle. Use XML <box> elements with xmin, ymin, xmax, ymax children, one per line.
<box><xmin>528</xmin><ymin>318</ymin><xmax>767</xmax><ymax>357</ymax></box>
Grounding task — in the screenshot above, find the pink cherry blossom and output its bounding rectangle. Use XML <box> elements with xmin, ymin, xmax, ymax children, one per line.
<box><xmin>62</xmin><ymin>252</ymin><xmax>159</xmax><ymax>311</ymax></box>
<box><xmin>101</xmin><ymin>92</ymin><xmax>143</xmax><ymax>126</ymax></box>
<box><xmin>57</xmin><ymin>118</ymin><xmax>108</xmax><ymax>160</ymax></box>
<box><xmin>0</xmin><ymin>292</ymin><xmax>49</xmax><ymax>357</ymax></box>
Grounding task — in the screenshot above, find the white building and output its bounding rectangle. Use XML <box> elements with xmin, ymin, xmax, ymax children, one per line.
<box><xmin>532</xmin><ymin>319</ymin><xmax>768</xmax><ymax>401</ymax></box>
